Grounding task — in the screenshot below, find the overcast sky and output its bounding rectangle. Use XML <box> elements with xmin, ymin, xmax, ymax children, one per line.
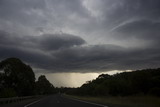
<box><xmin>0</xmin><ymin>0</ymin><xmax>160</xmax><ymax>87</ymax></box>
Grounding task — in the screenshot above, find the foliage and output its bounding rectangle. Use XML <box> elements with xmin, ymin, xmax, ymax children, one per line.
<box><xmin>67</xmin><ymin>68</ymin><xmax>160</xmax><ymax>97</ymax></box>
<box><xmin>36</xmin><ymin>75</ymin><xmax>55</xmax><ymax>95</ymax></box>
<box><xmin>0</xmin><ymin>57</ymin><xmax>56</xmax><ymax>98</ymax></box>
<box><xmin>0</xmin><ymin>58</ymin><xmax>35</xmax><ymax>97</ymax></box>
<box><xmin>0</xmin><ymin>88</ymin><xmax>16</xmax><ymax>98</ymax></box>
<box><xmin>68</xmin><ymin>95</ymin><xmax>160</xmax><ymax>107</ymax></box>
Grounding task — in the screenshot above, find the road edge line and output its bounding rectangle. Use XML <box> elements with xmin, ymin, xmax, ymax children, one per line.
<box><xmin>24</xmin><ymin>99</ymin><xmax>43</xmax><ymax>107</ymax></box>
<box><xmin>63</xmin><ymin>95</ymin><xmax>108</xmax><ymax>107</ymax></box>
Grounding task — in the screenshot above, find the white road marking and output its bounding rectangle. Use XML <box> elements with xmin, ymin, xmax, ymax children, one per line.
<box><xmin>24</xmin><ymin>99</ymin><xmax>43</xmax><ymax>107</ymax></box>
<box><xmin>63</xmin><ymin>95</ymin><xmax>108</xmax><ymax>107</ymax></box>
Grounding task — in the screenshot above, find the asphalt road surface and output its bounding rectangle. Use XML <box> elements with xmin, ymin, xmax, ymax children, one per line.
<box><xmin>1</xmin><ymin>94</ymin><xmax>107</xmax><ymax>107</ymax></box>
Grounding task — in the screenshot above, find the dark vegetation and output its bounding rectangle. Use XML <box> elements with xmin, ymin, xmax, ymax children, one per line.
<box><xmin>0</xmin><ymin>57</ymin><xmax>160</xmax><ymax>98</ymax></box>
<box><xmin>0</xmin><ymin>58</ymin><xmax>55</xmax><ymax>98</ymax></box>
<box><xmin>65</xmin><ymin>69</ymin><xmax>160</xmax><ymax>97</ymax></box>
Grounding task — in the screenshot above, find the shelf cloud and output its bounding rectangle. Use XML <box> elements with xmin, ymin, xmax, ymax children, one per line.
<box><xmin>0</xmin><ymin>0</ymin><xmax>160</xmax><ymax>73</ymax></box>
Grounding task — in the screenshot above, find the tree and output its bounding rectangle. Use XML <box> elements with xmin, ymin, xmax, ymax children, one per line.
<box><xmin>36</xmin><ymin>75</ymin><xmax>55</xmax><ymax>95</ymax></box>
<box><xmin>0</xmin><ymin>58</ymin><xmax>35</xmax><ymax>97</ymax></box>
<box><xmin>68</xmin><ymin>68</ymin><xmax>160</xmax><ymax>97</ymax></box>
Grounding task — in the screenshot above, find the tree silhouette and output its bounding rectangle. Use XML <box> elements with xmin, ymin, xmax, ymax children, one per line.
<box><xmin>67</xmin><ymin>68</ymin><xmax>160</xmax><ymax>97</ymax></box>
<box><xmin>0</xmin><ymin>58</ymin><xmax>35</xmax><ymax>97</ymax></box>
<box><xmin>36</xmin><ymin>75</ymin><xmax>55</xmax><ymax>95</ymax></box>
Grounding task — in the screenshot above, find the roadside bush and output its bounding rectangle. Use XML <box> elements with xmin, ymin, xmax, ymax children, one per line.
<box><xmin>0</xmin><ymin>88</ymin><xmax>16</xmax><ymax>98</ymax></box>
<box><xmin>148</xmin><ymin>87</ymin><xmax>160</xmax><ymax>96</ymax></box>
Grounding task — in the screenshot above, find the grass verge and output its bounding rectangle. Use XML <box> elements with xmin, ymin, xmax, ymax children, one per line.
<box><xmin>65</xmin><ymin>95</ymin><xmax>160</xmax><ymax>107</ymax></box>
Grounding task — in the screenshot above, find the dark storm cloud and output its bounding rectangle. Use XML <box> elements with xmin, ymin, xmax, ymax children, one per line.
<box><xmin>0</xmin><ymin>30</ymin><xmax>86</xmax><ymax>71</ymax></box>
<box><xmin>112</xmin><ymin>19</ymin><xmax>160</xmax><ymax>42</ymax></box>
<box><xmin>0</xmin><ymin>45</ymin><xmax>54</xmax><ymax>69</ymax></box>
<box><xmin>0</xmin><ymin>0</ymin><xmax>90</xmax><ymax>35</ymax></box>
<box><xmin>99</xmin><ymin>0</ymin><xmax>160</xmax><ymax>30</ymax></box>
<box><xmin>0</xmin><ymin>30</ymin><xmax>85</xmax><ymax>51</ymax></box>
<box><xmin>0</xmin><ymin>0</ymin><xmax>160</xmax><ymax>73</ymax></box>
<box><xmin>52</xmin><ymin>45</ymin><xmax>160</xmax><ymax>71</ymax></box>
<box><xmin>1</xmin><ymin>29</ymin><xmax>160</xmax><ymax>72</ymax></box>
<box><xmin>124</xmin><ymin>0</ymin><xmax>160</xmax><ymax>19</ymax></box>
<box><xmin>0</xmin><ymin>0</ymin><xmax>46</xmax><ymax>21</ymax></box>
<box><xmin>40</xmin><ymin>34</ymin><xmax>85</xmax><ymax>50</ymax></box>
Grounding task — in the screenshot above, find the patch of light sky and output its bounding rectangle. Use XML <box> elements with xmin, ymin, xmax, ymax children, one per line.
<box><xmin>35</xmin><ymin>70</ymin><xmax>131</xmax><ymax>87</ymax></box>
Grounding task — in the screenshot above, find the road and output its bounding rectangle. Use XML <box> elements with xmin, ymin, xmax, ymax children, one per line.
<box><xmin>1</xmin><ymin>94</ymin><xmax>107</xmax><ymax>107</ymax></box>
